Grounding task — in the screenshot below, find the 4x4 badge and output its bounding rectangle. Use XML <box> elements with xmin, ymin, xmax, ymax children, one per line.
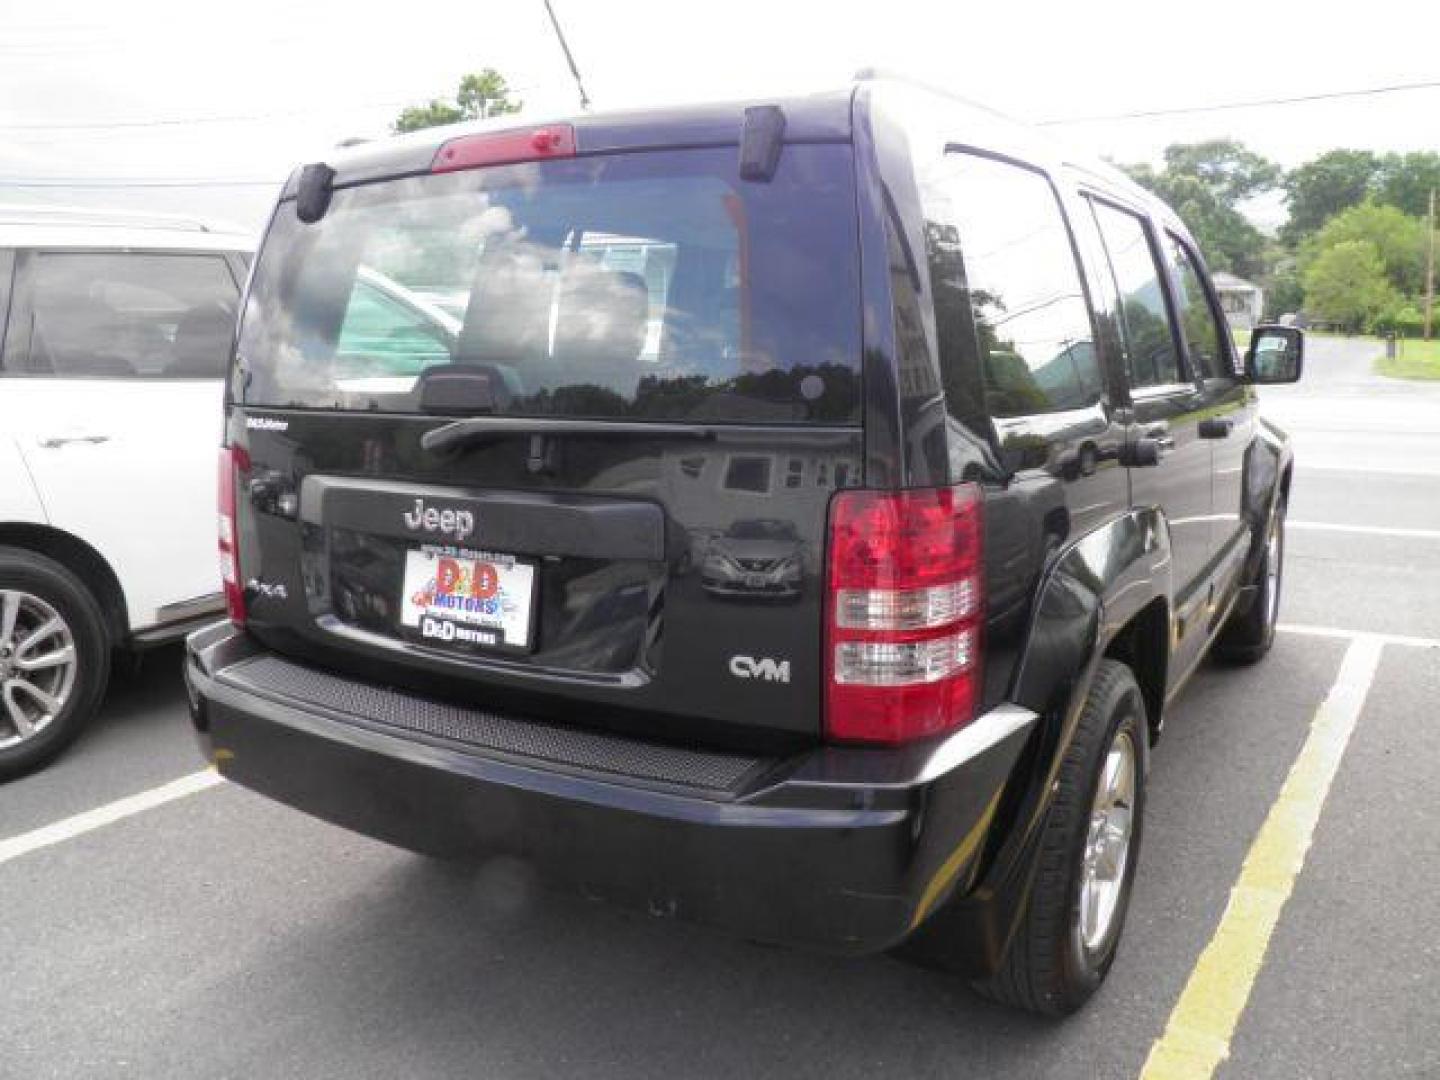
<box><xmin>402</xmin><ymin>498</ymin><xmax>475</xmax><ymax>542</ymax></box>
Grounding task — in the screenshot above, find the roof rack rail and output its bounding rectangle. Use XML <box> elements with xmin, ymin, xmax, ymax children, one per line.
<box><xmin>0</xmin><ymin>202</ymin><xmax>236</xmax><ymax>233</ymax></box>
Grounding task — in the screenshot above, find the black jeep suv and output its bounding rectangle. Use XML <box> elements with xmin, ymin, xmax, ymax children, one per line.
<box><xmin>185</xmin><ymin>77</ymin><xmax>1301</xmax><ymax>1016</ymax></box>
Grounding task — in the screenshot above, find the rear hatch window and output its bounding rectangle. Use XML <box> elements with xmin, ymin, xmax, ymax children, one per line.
<box><xmin>236</xmin><ymin>145</ymin><xmax>860</xmax><ymax>424</ymax></box>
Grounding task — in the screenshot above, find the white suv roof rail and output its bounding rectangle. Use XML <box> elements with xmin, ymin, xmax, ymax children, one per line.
<box><xmin>0</xmin><ymin>202</ymin><xmax>238</xmax><ymax>234</ymax></box>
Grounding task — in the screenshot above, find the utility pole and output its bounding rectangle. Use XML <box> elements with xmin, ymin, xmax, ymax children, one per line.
<box><xmin>1426</xmin><ymin>187</ymin><xmax>1436</xmax><ymax>341</ymax></box>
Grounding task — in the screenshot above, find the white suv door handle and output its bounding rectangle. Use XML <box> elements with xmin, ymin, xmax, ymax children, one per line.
<box><xmin>37</xmin><ymin>434</ymin><xmax>112</xmax><ymax>449</ymax></box>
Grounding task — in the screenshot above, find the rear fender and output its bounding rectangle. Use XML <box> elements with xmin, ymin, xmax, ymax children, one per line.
<box><xmin>1233</xmin><ymin>418</ymin><xmax>1293</xmax><ymax>611</ymax></box>
<box><xmin>918</xmin><ymin>508</ymin><xmax>1172</xmax><ymax>973</ymax></box>
<box><xmin>1011</xmin><ymin>508</ymin><xmax>1172</xmax><ymax>720</ymax></box>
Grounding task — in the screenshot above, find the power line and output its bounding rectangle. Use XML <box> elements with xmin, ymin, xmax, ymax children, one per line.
<box><xmin>0</xmin><ymin>99</ymin><xmax>415</xmax><ymax>132</ymax></box>
<box><xmin>0</xmin><ymin>177</ymin><xmax>282</xmax><ymax>188</ymax></box>
<box><xmin>1038</xmin><ymin>78</ymin><xmax>1440</xmax><ymax>125</ymax></box>
<box><xmin>0</xmin><ymin>77</ymin><xmax>543</xmax><ymax>136</ymax></box>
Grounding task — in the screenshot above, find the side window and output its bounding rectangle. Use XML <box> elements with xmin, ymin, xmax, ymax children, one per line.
<box><xmin>923</xmin><ymin>152</ymin><xmax>1103</xmax><ymax>418</ymax></box>
<box><xmin>1165</xmin><ymin>236</ymin><xmax>1232</xmax><ymax>379</ymax></box>
<box><xmin>14</xmin><ymin>252</ymin><xmax>238</xmax><ymax>379</ymax></box>
<box><xmin>1089</xmin><ymin>202</ymin><xmax>1184</xmax><ymax>389</ymax></box>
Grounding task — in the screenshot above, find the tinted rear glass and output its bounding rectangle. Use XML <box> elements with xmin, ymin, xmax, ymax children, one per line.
<box><xmin>236</xmin><ymin>145</ymin><xmax>860</xmax><ymax>423</ymax></box>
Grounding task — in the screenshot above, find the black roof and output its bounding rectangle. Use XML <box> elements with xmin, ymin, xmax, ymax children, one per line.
<box><xmin>277</xmin><ymin>78</ymin><xmax>1168</xmax><ymax>230</ymax></box>
<box><xmin>284</xmin><ymin>89</ymin><xmax>857</xmax><ymax>197</ymax></box>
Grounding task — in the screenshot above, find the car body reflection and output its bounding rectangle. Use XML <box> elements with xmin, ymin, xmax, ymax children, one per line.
<box><xmin>701</xmin><ymin>518</ymin><xmax>804</xmax><ymax>600</ymax></box>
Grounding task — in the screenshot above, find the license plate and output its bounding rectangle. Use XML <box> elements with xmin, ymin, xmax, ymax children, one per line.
<box><xmin>745</xmin><ymin>573</ymin><xmax>767</xmax><ymax>588</ymax></box>
<box><xmin>399</xmin><ymin>545</ymin><xmax>537</xmax><ymax>652</ymax></box>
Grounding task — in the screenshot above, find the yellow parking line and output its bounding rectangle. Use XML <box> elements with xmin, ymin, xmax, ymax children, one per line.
<box><xmin>1139</xmin><ymin>634</ymin><xmax>1385</xmax><ymax>1080</ymax></box>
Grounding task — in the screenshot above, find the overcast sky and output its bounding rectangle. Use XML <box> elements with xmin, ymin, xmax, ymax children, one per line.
<box><xmin>3</xmin><ymin>0</ymin><xmax>1437</xmax><ymax>235</ymax></box>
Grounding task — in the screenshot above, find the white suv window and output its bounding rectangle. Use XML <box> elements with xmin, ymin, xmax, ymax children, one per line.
<box><xmin>10</xmin><ymin>252</ymin><xmax>238</xmax><ymax>379</ymax></box>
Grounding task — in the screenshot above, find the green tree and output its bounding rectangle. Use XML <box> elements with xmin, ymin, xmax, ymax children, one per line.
<box><xmin>1264</xmin><ymin>261</ymin><xmax>1304</xmax><ymax>319</ymax></box>
<box><xmin>1161</xmin><ymin>139</ymin><xmax>1281</xmax><ymax>203</ymax></box>
<box><xmin>1125</xmin><ymin>169</ymin><xmax>1267</xmax><ymax>278</ymax></box>
<box><xmin>393</xmin><ymin>100</ymin><xmax>466</xmax><ymax>133</ymax></box>
<box><xmin>1300</xmin><ymin>202</ymin><xmax>1426</xmax><ymax>295</ymax></box>
<box><xmin>1302</xmin><ymin>240</ymin><xmax>1396</xmax><ymax>330</ymax></box>
<box><xmin>1373</xmin><ymin>301</ymin><xmax>1425</xmax><ymax>337</ymax></box>
<box><xmin>1374</xmin><ymin>152</ymin><xmax>1440</xmax><ymax>218</ymax></box>
<box><xmin>1120</xmin><ymin>141</ymin><xmax>1280</xmax><ymax>279</ymax></box>
<box><xmin>455</xmin><ymin>70</ymin><xmax>523</xmax><ymax>121</ymax></box>
<box><xmin>393</xmin><ymin>68</ymin><xmax>521</xmax><ymax>134</ymax></box>
<box><xmin>1281</xmin><ymin>149</ymin><xmax>1380</xmax><ymax>244</ymax></box>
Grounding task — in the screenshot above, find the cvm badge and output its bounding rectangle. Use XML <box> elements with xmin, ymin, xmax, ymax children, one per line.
<box><xmin>729</xmin><ymin>655</ymin><xmax>791</xmax><ymax>683</ymax></box>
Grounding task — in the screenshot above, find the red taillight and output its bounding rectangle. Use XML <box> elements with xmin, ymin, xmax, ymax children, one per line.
<box><xmin>218</xmin><ymin>446</ymin><xmax>246</xmax><ymax>627</ymax></box>
<box><xmin>430</xmin><ymin>123</ymin><xmax>576</xmax><ymax>173</ymax></box>
<box><xmin>825</xmin><ymin>484</ymin><xmax>983</xmax><ymax>744</ymax></box>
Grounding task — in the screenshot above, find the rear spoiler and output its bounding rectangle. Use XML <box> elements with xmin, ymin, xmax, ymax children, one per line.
<box><xmin>278</xmin><ymin>93</ymin><xmax>854</xmax><ymax>202</ymax></box>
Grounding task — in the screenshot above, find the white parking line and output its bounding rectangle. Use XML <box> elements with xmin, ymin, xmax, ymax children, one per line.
<box><xmin>1279</xmin><ymin>623</ymin><xmax>1440</xmax><ymax>650</ymax></box>
<box><xmin>0</xmin><ymin>769</ymin><xmax>223</xmax><ymax>868</ymax></box>
<box><xmin>1300</xmin><ymin>463</ymin><xmax>1440</xmax><ymax>479</ymax></box>
<box><xmin>1289</xmin><ymin>521</ymin><xmax>1440</xmax><ymax>541</ymax></box>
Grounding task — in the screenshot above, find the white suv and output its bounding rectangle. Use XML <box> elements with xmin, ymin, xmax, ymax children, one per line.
<box><xmin>0</xmin><ymin>205</ymin><xmax>253</xmax><ymax>777</ymax></box>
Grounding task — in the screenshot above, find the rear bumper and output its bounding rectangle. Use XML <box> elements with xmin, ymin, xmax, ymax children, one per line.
<box><xmin>185</xmin><ymin>623</ymin><xmax>1037</xmax><ymax>958</ymax></box>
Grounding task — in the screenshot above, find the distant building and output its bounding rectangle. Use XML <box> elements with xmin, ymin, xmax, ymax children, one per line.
<box><xmin>1212</xmin><ymin>272</ymin><xmax>1264</xmax><ymax>330</ymax></box>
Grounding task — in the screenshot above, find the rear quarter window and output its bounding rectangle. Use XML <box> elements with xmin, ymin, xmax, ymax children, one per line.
<box><xmin>921</xmin><ymin>152</ymin><xmax>1103</xmax><ymax>419</ymax></box>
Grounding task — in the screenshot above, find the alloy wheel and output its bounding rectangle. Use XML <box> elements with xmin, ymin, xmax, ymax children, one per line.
<box><xmin>0</xmin><ymin>590</ymin><xmax>78</xmax><ymax>750</ymax></box>
<box><xmin>1264</xmin><ymin>518</ymin><xmax>1283</xmax><ymax>629</ymax></box>
<box><xmin>1077</xmin><ymin>728</ymin><xmax>1137</xmax><ymax>956</ymax></box>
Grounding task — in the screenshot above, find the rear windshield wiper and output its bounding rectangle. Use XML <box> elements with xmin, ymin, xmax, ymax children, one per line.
<box><xmin>420</xmin><ymin>417</ymin><xmax>717</xmax><ymax>455</ymax></box>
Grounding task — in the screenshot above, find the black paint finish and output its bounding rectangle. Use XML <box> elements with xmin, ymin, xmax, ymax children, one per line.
<box><xmin>194</xmin><ymin>77</ymin><xmax>1296</xmax><ymax>962</ymax></box>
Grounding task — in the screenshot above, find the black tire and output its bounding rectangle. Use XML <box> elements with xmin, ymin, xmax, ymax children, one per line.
<box><xmin>0</xmin><ymin>548</ymin><xmax>112</xmax><ymax>781</ymax></box>
<box><xmin>1215</xmin><ymin>499</ymin><xmax>1285</xmax><ymax>664</ymax></box>
<box><xmin>972</xmin><ymin>659</ymin><xmax>1148</xmax><ymax>1016</ymax></box>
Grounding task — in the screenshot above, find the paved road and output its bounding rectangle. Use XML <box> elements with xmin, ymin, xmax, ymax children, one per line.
<box><xmin>1263</xmin><ymin>335</ymin><xmax>1440</xmax><ymax>480</ymax></box>
<box><xmin>2</xmin><ymin>336</ymin><xmax>1437</xmax><ymax>1080</ymax></box>
<box><xmin>1276</xmin><ymin>332</ymin><xmax>1383</xmax><ymax>390</ymax></box>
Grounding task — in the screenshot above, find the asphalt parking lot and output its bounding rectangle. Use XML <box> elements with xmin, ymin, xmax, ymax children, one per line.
<box><xmin>2</xmin><ymin>336</ymin><xmax>1436</xmax><ymax>1080</ymax></box>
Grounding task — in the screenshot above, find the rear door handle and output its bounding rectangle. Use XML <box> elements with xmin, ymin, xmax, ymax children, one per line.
<box><xmin>1198</xmin><ymin>418</ymin><xmax>1234</xmax><ymax>439</ymax></box>
<box><xmin>37</xmin><ymin>434</ymin><xmax>111</xmax><ymax>449</ymax></box>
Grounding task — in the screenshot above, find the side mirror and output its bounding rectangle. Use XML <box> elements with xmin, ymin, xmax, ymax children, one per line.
<box><xmin>1244</xmin><ymin>325</ymin><xmax>1304</xmax><ymax>384</ymax></box>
